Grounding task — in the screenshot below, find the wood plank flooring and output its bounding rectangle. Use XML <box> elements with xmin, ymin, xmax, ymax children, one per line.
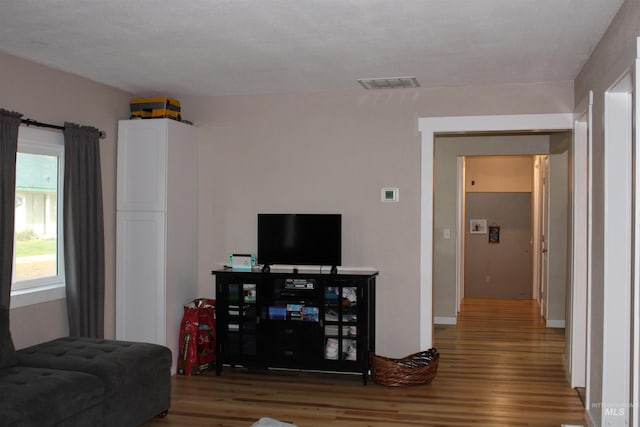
<box><xmin>143</xmin><ymin>298</ymin><xmax>585</xmax><ymax>427</ymax></box>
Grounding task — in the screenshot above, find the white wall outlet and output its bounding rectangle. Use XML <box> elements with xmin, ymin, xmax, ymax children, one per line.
<box><xmin>381</xmin><ymin>187</ymin><xmax>399</xmax><ymax>202</ymax></box>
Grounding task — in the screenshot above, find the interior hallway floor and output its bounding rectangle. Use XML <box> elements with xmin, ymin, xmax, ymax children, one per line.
<box><xmin>432</xmin><ymin>298</ymin><xmax>585</xmax><ymax>426</ymax></box>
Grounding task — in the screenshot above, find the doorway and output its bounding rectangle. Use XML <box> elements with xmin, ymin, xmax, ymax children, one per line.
<box><xmin>419</xmin><ymin>113</ymin><xmax>574</xmax><ymax>348</ymax></box>
<box><xmin>449</xmin><ymin>141</ymin><xmax>569</xmax><ymax>319</ymax></box>
<box><xmin>463</xmin><ymin>155</ymin><xmax>533</xmax><ymax>299</ymax></box>
<box><xmin>431</xmin><ymin>130</ymin><xmax>570</xmax><ymax>326</ymax></box>
<box><xmin>421</xmin><ymin>113</ymin><xmax>592</xmax><ymax>415</ymax></box>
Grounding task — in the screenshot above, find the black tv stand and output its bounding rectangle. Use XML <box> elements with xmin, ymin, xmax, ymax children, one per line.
<box><xmin>330</xmin><ymin>265</ymin><xmax>338</xmax><ymax>275</ymax></box>
<box><xmin>211</xmin><ymin>268</ymin><xmax>377</xmax><ymax>384</ymax></box>
<box><xmin>261</xmin><ymin>264</ymin><xmax>271</xmax><ymax>273</ymax></box>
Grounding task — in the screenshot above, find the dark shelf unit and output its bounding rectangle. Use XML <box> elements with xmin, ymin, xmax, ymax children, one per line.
<box><xmin>212</xmin><ymin>269</ymin><xmax>377</xmax><ymax>384</ymax></box>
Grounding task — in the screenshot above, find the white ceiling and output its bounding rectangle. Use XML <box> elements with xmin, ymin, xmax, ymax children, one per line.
<box><xmin>0</xmin><ymin>0</ymin><xmax>625</xmax><ymax>97</ymax></box>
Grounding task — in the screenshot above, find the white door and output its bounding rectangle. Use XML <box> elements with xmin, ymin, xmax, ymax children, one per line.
<box><xmin>116</xmin><ymin>210</ymin><xmax>166</xmax><ymax>344</ymax></box>
<box><xmin>117</xmin><ymin>120</ymin><xmax>168</xmax><ymax>212</ymax></box>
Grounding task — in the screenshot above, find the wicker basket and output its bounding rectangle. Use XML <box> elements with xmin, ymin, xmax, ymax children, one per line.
<box><xmin>370</xmin><ymin>348</ymin><xmax>439</xmax><ymax>386</ymax></box>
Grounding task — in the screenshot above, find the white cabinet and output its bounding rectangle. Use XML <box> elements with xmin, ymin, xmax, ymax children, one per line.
<box><xmin>116</xmin><ymin>119</ymin><xmax>198</xmax><ymax>373</ymax></box>
<box><xmin>116</xmin><ymin>123</ymin><xmax>168</xmax><ymax>211</ymax></box>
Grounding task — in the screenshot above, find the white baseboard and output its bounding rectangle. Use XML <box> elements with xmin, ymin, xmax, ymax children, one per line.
<box><xmin>546</xmin><ymin>319</ymin><xmax>566</xmax><ymax>328</ymax></box>
<box><xmin>434</xmin><ymin>316</ymin><xmax>457</xmax><ymax>325</ymax></box>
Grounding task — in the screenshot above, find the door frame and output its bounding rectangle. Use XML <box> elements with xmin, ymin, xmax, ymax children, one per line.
<box><xmin>456</xmin><ymin>156</ymin><xmax>465</xmax><ymax>313</ymax></box>
<box><xmin>633</xmin><ymin>48</ymin><xmax>640</xmax><ymax>427</ymax></box>
<box><xmin>532</xmin><ymin>155</ymin><xmax>542</xmax><ymax>302</ymax></box>
<box><xmin>539</xmin><ymin>155</ymin><xmax>550</xmax><ymax>320</ymax></box>
<box><xmin>419</xmin><ymin>113</ymin><xmax>574</xmax><ymax>349</ymax></box>
<box><xmin>599</xmin><ymin>68</ymin><xmax>633</xmax><ymax>425</ymax></box>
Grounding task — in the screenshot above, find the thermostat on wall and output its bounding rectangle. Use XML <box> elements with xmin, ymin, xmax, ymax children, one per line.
<box><xmin>381</xmin><ymin>187</ymin><xmax>399</xmax><ymax>202</ymax></box>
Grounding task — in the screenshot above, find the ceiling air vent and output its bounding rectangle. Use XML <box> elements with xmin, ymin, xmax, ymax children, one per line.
<box><xmin>357</xmin><ymin>76</ymin><xmax>420</xmax><ymax>90</ymax></box>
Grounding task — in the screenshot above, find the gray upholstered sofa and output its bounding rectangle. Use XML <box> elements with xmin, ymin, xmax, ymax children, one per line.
<box><xmin>0</xmin><ymin>308</ymin><xmax>172</xmax><ymax>427</ymax></box>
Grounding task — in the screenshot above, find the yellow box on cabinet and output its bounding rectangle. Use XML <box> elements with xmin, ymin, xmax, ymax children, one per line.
<box><xmin>130</xmin><ymin>97</ymin><xmax>181</xmax><ymax>120</ymax></box>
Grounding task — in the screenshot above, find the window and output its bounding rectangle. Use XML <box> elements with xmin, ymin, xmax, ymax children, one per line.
<box><xmin>11</xmin><ymin>126</ymin><xmax>65</xmax><ymax>305</ymax></box>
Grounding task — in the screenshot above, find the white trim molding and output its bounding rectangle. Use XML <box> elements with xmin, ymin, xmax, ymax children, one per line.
<box><xmin>546</xmin><ymin>319</ymin><xmax>566</xmax><ymax>329</ymax></box>
<box><xmin>434</xmin><ymin>316</ymin><xmax>457</xmax><ymax>325</ymax></box>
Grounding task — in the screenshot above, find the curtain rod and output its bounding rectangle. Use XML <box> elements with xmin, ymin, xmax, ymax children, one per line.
<box><xmin>20</xmin><ymin>118</ymin><xmax>107</xmax><ymax>139</ymax></box>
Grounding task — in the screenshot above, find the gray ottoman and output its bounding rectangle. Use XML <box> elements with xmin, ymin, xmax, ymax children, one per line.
<box><xmin>17</xmin><ymin>337</ymin><xmax>171</xmax><ymax>427</ymax></box>
<box><xmin>0</xmin><ymin>366</ymin><xmax>103</xmax><ymax>427</ymax></box>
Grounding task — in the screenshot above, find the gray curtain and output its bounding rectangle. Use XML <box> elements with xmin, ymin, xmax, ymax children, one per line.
<box><xmin>0</xmin><ymin>109</ymin><xmax>23</xmax><ymax>310</ymax></box>
<box><xmin>63</xmin><ymin>123</ymin><xmax>105</xmax><ymax>337</ymax></box>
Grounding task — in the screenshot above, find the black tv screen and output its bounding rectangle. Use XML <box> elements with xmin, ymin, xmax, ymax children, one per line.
<box><xmin>257</xmin><ymin>214</ymin><xmax>342</xmax><ymax>267</ymax></box>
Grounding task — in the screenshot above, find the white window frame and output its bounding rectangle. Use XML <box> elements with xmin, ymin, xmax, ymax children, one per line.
<box><xmin>10</xmin><ymin>126</ymin><xmax>65</xmax><ymax>308</ymax></box>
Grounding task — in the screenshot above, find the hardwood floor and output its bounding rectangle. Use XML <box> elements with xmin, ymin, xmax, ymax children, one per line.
<box><xmin>143</xmin><ymin>298</ymin><xmax>585</xmax><ymax>427</ymax></box>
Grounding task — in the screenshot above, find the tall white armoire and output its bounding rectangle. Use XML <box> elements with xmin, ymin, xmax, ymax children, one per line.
<box><xmin>116</xmin><ymin>118</ymin><xmax>198</xmax><ymax>373</ymax></box>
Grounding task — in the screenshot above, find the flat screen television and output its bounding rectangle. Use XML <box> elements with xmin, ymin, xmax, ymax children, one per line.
<box><xmin>257</xmin><ymin>213</ymin><xmax>341</xmax><ymax>271</ymax></box>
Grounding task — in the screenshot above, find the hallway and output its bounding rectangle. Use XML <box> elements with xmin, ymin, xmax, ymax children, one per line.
<box><xmin>433</xmin><ymin>298</ymin><xmax>585</xmax><ymax>426</ymax></box>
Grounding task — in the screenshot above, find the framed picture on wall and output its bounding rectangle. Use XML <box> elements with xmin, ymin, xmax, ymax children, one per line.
<box><xmin>488</xmin><ymin>225</ymin><xmax>500</xmax><ymax>243</ymax></box>
<box><xmin>470</xmin><ymin>219</ymin><xmax>487</xmax><ymax>234</ymax></box>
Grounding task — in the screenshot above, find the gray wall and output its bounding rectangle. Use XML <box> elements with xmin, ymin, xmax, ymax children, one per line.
<box><xmin>574</xmin><ymin>0</ymin><xmax>640</xmax><ymax>422</ymax></box>
<box><xmin>465</xmin><ymin>192</ymin><xmax>532</xmax><ymax>299</ymax></box>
